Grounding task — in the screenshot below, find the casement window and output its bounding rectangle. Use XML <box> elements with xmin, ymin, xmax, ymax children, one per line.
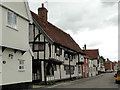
<box><xmin>86</xmin><ymin>59</ymin><xmax>87</xmax><ymax>63</ymax></box>
<box><xmin>18</xmin><ymin>60</ymin><xmax>25</xmax><ymax>71</ymax></box>
<box><xmin>64</xmin><ymin>65</ymin><xmax>70</xmax><ymax>74</ymax></box>
<box><xmin>78</xmin><ymin>66</ymin><xmax>81</xmax><ymax>74</ymax></box>
<box><xmin>7</xmin><ymin>10</ymin><xmax>17</xmax><ymax>29</ymax></box>
<box><xmin>34</xmin><ymin>43</ymin><xmax>44</xmax><ymax>51</ymax></box>
<box><xmin>69</xmin><ymin>55</ymin><xmax>73</xmax><ymax>61</ymax></box>
<box><xmin>55</xmin><ymin>46</ymin><xmax>62</xmax><ymax>56</ymax></box>
<box><xmin>70</xmin><ymin>66</ymin><xmax>75</xmax><ymax>74</ymax></box>
<box><xmin>64</xmin><ymin>65</ymin><xmax>74</xmax><ymax>75</ymax></box>
<box><xmin>49</xmin><ymin>44</ymin><xmax>51</xmax><ymax>57</ymax></box>
<box><xmin>83</xmin><ymin>65</ymin><xmax>85</xmax><ymax>72</ymax></box>
<box><xmin>65</xmin><ymin>53</ymin><xmax>68</xmax><ymax>60</ymax></box>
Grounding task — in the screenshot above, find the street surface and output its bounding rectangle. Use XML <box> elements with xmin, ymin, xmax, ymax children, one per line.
<box><xmin>47</xmin><ymin>73</ymin><xmax>119</xmax><ymax>88</ymax></box>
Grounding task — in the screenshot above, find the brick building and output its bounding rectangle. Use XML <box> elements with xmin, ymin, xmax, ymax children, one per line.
<box><xmin>104</xmin><ymin>59</ymin><xmax>113</xmax><ymax>71</ymax></box>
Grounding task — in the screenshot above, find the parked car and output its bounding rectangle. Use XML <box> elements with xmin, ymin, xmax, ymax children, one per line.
<box><xmin>105</xmin><ymin>70</ymin><xmax>113</xmax><ymax>73</ymax></box>
<box><xmin>114</xmin><ymin>70</ymin><xmax>120</xmax><ymax>83</ymax></box>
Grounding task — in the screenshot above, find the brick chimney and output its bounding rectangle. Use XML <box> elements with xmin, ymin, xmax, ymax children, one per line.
<box><xmin>84</xmin><ymin>44</ymin><xmax>86</xmax><ymax>50</ymax></box>
<box><xmin>38</xmin><ymin>3</ymin><xmax>48</xmax><ymax>21</ymax></box>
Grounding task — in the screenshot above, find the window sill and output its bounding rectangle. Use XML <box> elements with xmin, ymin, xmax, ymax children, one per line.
<box><xmin>18</xmin><ymin>69</ymin><xmax>25</xmax><ymax>72</ymax></box>
<box><xmin>47</xmin><ymin>75</ymin><xmax>54</xmax><ymax>77</ymax></box>
<box><xmin>6</xmin><ymin>25</ymin><xmax>18</xmax><ymax>31</ymax></box>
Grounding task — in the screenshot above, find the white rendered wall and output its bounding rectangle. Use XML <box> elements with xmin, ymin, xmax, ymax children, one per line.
<box><xmin>2</xmin><ymin>7</ymin><xmax>29</xmax><ymax>50</ymax></box>
<box><xmin>2</xmin><ymin>49</ymin><xmax>32</xmax><ymax>85</ymax></box>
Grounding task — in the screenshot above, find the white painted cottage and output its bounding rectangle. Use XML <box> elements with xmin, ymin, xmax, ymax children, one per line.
<box><xmin>29</xmin><ymin>4</ymin><xmax>85</xmax><ymax>84</ymax></box>
<box><xmin>0</xmin><ymin>0</ymin><xmax>33</xmax><ymax>88</ymax></box>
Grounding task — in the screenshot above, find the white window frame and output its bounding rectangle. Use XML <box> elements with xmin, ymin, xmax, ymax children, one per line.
<box><xmin>18</xmin><ymin>59</ymin><xmax>25</xmax><ymax>71</ymax></box>
<box><xmin>83</xmin><ymin>65</ymin><xmax>85</xmax><ymax>72</ymax></box>
<box><xmin>86</xmin><ymin>59</ymin><xmax>87</xmax><ymax>63</ymax></box>
<box><xmin>7</xmin><ymin>10</ymin><xmax>17</xmax><ymax>30</ymax></box>
<box><xmin>65</xmin><ymin>53</ymin><xmax>68</xmax><ymax>60</ymax></box>
<box><xmin>56</xmin><ymin>48</ymin><xmax>60</xmax><ymax>55</ymax></box>
<box><xmin>69</xmin><ymin>55</ymin><xmax>73</xmax><ymax>61</ymax></box>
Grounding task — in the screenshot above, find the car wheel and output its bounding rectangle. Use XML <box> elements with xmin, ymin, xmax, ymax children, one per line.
<box><xmin>115</xmin><ymin>80</ymin><xmax>118</xmax><ymax>84</ymax></box>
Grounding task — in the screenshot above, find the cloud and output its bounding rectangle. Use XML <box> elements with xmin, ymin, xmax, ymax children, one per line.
<box><xmin>45</xmin><ymin>1</ymin><xmax>118</xmax><ymax>34</ymax></box>
<box><xmin>66</xmin><ymin>26</ymin><xmax>118</xmax><ymax>61</ymax></box>
<box><xmin>28</xmin><ymin>0</ymin><xmax>118</xmax><ymax>61</ymax></box>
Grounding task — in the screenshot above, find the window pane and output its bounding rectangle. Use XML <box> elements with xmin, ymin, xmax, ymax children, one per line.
<box><xmin>7</xmin><ymin>11</ymin><xmax>12</xmax><ymax>26</ymax></box>
<box><xmin>34</xmin><ymin>44</ymin><xmax>39</xmax><ymax>50</ymax></box>
<box><xmin>7</xmin><ymin>10</ymin><xmax>17</xmax><ymax>29</ymax></box>
<box><xmin>39</xmin><ymin>44</ymin><xmax>44</xmax><ymax>50</ymax></box>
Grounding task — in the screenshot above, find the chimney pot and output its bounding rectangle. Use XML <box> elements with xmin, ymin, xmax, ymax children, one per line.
<box><xmin>84</xmin><ymin>44</ymin><xmax>86</xmax><ymax>50</ymax></box>
<box><xmin>42</xmin><ymin>3</ymin><xmax>44</xmax><ymax>8</ymax></box>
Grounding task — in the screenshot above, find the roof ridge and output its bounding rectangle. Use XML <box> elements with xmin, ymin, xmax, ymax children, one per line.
<box><xmin>85</xmin><ymin>49</ymin><xmax>98</xmax><ymax>50</ymax></box>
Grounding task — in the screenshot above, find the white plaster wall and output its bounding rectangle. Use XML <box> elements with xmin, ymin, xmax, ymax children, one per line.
<box><xmin>0</xmin><ymin>47</ymin><xmax>2</xmax><ymax>85</ymax></box>
<box><xmin>61</xmin><ymin>65</ymin><xmax>70</xmax><ymax>79</ymax></box>
<box><xmin>2</xmin><ymin>7</ymin><xmax>29</xmax><ymax>50</ymax></box>
<box><xmin>0</xmin><ymin>6</ymin><xmax>2</xmax><ymax>85</ymax></box>
<box><xmin>2</xmin><ymin>48</ymin><xmax>32</xmax><ymax>85</ymax></box>
<box><xmin>92</xmin><ymin>59</ymin><xmax>98</xmax><ymax>74</ymax></box>
<box><xmin>0</xmin><ymin>4</ymin><xmax>2</xmax><ymax>46</ymax></box>
<box><xmin>29</xmin><ymin>25</ymin><xmax>33</xmax><ymax>42</ymax></box>
<box><xmin>54</xmin><ymin>65</ymin><xmax>60</xmax><ymax>80</ymax></box>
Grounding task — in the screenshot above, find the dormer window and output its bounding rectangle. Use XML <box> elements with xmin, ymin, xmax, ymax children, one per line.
<box><xmin>7</xmin><ymin>10</ymin><xmax>17</xmax><ymax>29</ymax></box>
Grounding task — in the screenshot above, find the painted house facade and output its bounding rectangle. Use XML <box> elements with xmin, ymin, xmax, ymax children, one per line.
<box><xmin>83</xmin><ymin>45</ymin><xmax>99</xmax><ymax>76</ymax></box>
<box><xmin>0</xmin><ymin>1</ymin><xmax>33</xmax><ymax>87</ymax></box>
<box><xmin>29</xmin><ymin>4</ymin><xmax>85</xmax><ymax>83</ymax></box>
<box><xmin>82</xmin><ymin>56</ymin><xmax>89</xmax><ymax>78</ymax></box>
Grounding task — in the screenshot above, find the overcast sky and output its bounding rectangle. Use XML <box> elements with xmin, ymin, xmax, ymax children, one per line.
<box><xmin>28</xmin><ymin>0</ymin><xmax>118</xmax><ymax>62</ymax></box>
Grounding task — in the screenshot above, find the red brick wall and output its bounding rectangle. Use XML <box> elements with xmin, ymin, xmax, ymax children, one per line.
<box><xmin>104</xmin><ymin>63</ymin><xmax>112</xmax><ymax>70</ymax></box>
<box><xmin>82</xmin><ymin>58</ymin><xmax>89</xmax><ymax>78</ymax></box>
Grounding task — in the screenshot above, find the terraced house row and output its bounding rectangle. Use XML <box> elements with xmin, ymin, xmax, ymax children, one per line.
<box><xmin>0</xmin><ymin>1</ymin><xmax>102</xmax><ymax>89</ymax></box>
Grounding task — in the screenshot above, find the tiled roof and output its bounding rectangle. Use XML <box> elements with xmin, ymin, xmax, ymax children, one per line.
<box><xmin>31</xmin><ymin>11</ymin><xmax>84</xmax><ymax>54</ymax></box>
<box><xmin>105</xmin><ymin>59</ymin><xmax>112</xmax><ymax>64</ymax></box>
<box><xmin>84</xmin><ymin>49</ymin><xmax>99</xmax><ymax>60</ymax></box>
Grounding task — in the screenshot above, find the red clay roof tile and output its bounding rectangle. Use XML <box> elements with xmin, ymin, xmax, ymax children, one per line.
<box><xmin>31</xmin><ymin>11</ymin><xmax>84</xmax><ymax>54</ymax></box>
<box><xmin>84</xmin><ymin>49</ymin><xmax>99</xmax><ymax>59</ymax></box>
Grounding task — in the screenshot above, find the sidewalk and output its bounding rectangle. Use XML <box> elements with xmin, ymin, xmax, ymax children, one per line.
<box><xmin>32</xmin><ymin>74</ymin><xmax>104</xmax><ymax>88</ymax></box>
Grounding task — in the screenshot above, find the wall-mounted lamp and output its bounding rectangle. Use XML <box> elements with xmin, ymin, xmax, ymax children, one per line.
<box><xmin>9</xmin><ymin>54</ymin><xmax>13</xmax><ymax>59</ymax></box>
<box><xmin>3</xmin><ymin>61</ymin><xmax>6</xmax><ymax>64</ymax></box>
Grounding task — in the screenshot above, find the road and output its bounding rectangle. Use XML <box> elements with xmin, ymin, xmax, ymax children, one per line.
<box><xmin>47</xmin><ymin>73</ymin><xmax>119</xmax><ymax>88</ymax></box>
